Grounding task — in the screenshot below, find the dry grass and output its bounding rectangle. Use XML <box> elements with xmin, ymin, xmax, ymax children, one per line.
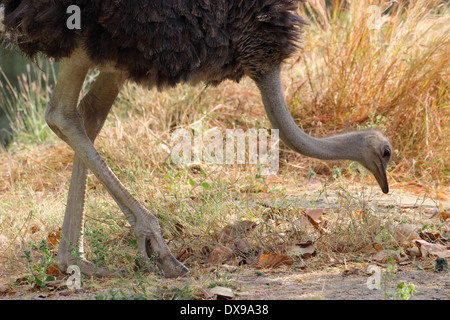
<box><xmin>0</xmin><ymin>0</ymin><xmax>448</xmax><ymax>298</ymax></box>
<box><xmin>288</xmin><ymin>0</ymin><xmax>449</xmax><ymax>184</ymax></box>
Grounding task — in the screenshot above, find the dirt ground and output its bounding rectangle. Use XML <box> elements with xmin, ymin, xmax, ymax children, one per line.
<box><xmin>236</xmin><ymin>265</ymin><xmax>449</xmax><ymax>300</ymax></box>
<box><xmin>1</xmin><ymin>184</ymin><xmax>449</xmax><ymax>301</ymax></box>
<box><xmin>2</xmin><ymin>261</ymin><xmax>448</xmax><ymax>300</ymax></box>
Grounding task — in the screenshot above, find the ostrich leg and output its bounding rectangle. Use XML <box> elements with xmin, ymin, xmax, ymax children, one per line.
<box><xmin>57</xmin><ymin>72</ymin><xmax>124</xmax><ymax>277</ymax></box>
<box><xmin>47</xmin><ymin>51</ymin><xmax>188</xmax><ymax>278</ymax></box>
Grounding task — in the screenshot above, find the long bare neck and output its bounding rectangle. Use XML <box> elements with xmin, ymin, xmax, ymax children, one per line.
<box><xmin>255</xmin><ymin>65</ymin><xmax>364</xmax><ymax>162</ymax></box>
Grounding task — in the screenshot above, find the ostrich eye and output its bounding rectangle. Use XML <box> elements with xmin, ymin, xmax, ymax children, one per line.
<box><xmin>383</xmin><ymin>148</ymin><xmax>391</xmax><ymax>158</ymax></box>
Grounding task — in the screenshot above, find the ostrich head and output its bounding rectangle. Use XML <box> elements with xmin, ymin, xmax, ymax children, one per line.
<box><xmin>254</xmin><ymin>65</ymin><xmax>392</xmax><ymax>194</ymax></box>
<box><xmin>356</xmin><ymin>131</ymin><xmax>392</xmax><ymax>194</ymax></box>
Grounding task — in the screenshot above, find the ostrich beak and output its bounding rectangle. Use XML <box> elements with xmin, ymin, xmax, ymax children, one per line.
<box><xmin>371</xmin><ymin>161</ymin><xmax>389</xmax><ymax>194</ymax></box>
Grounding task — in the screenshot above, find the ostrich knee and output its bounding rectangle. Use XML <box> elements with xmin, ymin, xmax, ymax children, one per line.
<box><xmin>45</xmin><ymin>103</ymin><xmax>84</xmax><ymax>143</ymax></box>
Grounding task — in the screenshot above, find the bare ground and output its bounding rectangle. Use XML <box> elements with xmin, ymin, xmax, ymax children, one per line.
<box><xmin>1</xmin><ymin>183</ymin><xmax>449</xmax><ymax>301</ymax></box>
<box><xmin>2</xmin><ymin>261</ymin><xmax>448</xmax><ymax>300</ymax></box>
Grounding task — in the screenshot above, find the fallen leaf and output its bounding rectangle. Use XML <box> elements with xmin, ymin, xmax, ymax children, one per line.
<box><xmin>372</xmin><ymin>251</ymin><xmax>388</xmax><ymax>264</ymax></box>
<box><xmin>371</xmin><ymin>250</ymin><xmax>408</xmax><ymax>264</ymax></box>
<box><xmin>218</xmin><ymin>220</ymin><xmax>257</xmax><ymax>243</ymax></box>
<box><xmin>207</xmin><ymin>246</ymin><xmax>234</xmax><ymax>265</ymax></box>
<box><xmin>439</xmin><ymin>210</ymin><xmax>450</xmax><ymax>221</ymax></box>
<box><xmin>305</xmin><ymin>208</ymin><xmax>324</xmax><ymax>221</ymax></box>
<box><xmin>342</xmin><ymin>268</ymin><xmax>361</xmax><ymax>276</ymax></box>
<box><xmin>292</xmin><ymin>216</ymin><xmax>310</xmax><ymax>230</ymax></box>
<box><xmin>233</xmin><ymin>239</ymin><xmax>250</xmax><ymax>255</ymax></box>
<box><xmin>304</xmin><ymin>209</ymin><xmax>328</xmax><ymax>234</ymax></box>
<box><xmin>436</xmin><ymin>190</ymin><xmax>449</xmax><ymax>202</ymax></box>
<box><xmin>393</xmin><ymin>224</ymin><xmax>420</xmax><ymax>244</ymax></box>
<box><xmin>46</xmin><ymin>228</ymin><xmax>61</xmax><ymax>249</ymax></box>
<box><xmin>425</xmin><ymin>207</ymin><xmax>440</xmax><ymax>218</ymax></box>
<box><xmin>15</xmin><ymin>276</ymin><xmax>29</xmax><ymax>285</ymax></box>
<box><xmin>195</xmin><ymin>288</ymin><xmax>214</xmax><ymax>300</ymax></box>
<box><xmin>351</xmin><ymin>209</ymin><xmax>365</xmax><ymax>220</ymax></box>
<box><xmin>30</xmin><ymin>225</ymin><xmax>40</xmax><ymax>234</ymax></box>
<box><xmin>45</xmin><ymin>280</ymin><xmax>66</xmax><ymax>290</ymax></box>
<box><xmin>286</xmin><ymin>242</ymin><xmax>316</xmax><ymax>259</ymax></box>
<box><xmin>59</xmin><ymin>291</ymin><xmax>75</xmax><ymax>297</ymax></box>
<box><xmin>46</xmin><ymin>264</ymin><xmax>61</xmax><ymax>277</ymax></box>
<box><xmin>257</xmin><ymin>253</ymin><xmax>294</xmax><ymax>269</ymax></box>
<box><xmin>410</xmin><ymin>239</ymin><xmax>450</xmax><ymax>258</ymax></box>
<box><xmin>426</xmin><ymin>205</ymin><xmax>450</xmax><ymax>221</ymax></box>
<box><xmin>419</xmin><ymin>231</ymin><xmax>443</xmax><ymax>242</ymax></box>
<box><xmin>407</xmin><ymin>246</ymin><xmax>421</xmax><ymax>258</ymax></box>
<box><xmin>176</xmin><ymin>247</ymin><xmax>192</xmax><ymax>263</ymax></box>
<box><xmin>174</xmin><ymin>223</ymin><xmax>184</xmax><ymax>234</ymax></box>
<box><xmin>372</xmin><ymin>243</ymin><xmax>384</xmax><ymax>252</ymax></box>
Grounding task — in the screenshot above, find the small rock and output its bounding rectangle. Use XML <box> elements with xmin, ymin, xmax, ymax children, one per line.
<box><xmin>210</xmin><ymin>286</ymin><xmax>234</xmax><ymax>300</ymax></box>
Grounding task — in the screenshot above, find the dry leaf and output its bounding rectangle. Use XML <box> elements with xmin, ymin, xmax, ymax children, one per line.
<box><xmin>304</xmin><ymin>209</ymin><xmax>328</xmax><ymax>234</ymax></box>
<box><xmin>419</xmin><ymin>231</ymin><xmax>443</xmax><ymax>242</ymax></box>
<box><xmin>292</xmin><ymin>216</ymin><xmax>310</xmax><ymax>230</ymax></box>
<box><xmin>393</xmin><ymin>224</ymin><xmax>420</xmax><ymax>244</ymax></box>
<box><xmin>435</xmin><ymin>190</ymin><xmax>449</xmax><ymax>202</ymax></box>
<box><xmin>207</xmin><ymin>246</ymin><xmax>234</xmax><ymax>265</ymax></box>
<box><xmin>195</xmin><ymin>288</ymin><xmax>215</xmax><ymax>300</ymax></box>
<box><xmin>30</xmin><ymin>225</ymin><xmax>40</xmax><ymax>234</ymax></box>
<box><xmin>46</xmin><ymin>228</ymin><xmax>61</xmax><ymax>249</ymax></box>
<box><xmin>257</xmin><ymin>253</ymin><xmax>294</xmax><ymax>269</ymax></box>
<box><xmin>372</xmin><ymin>243</ymin><xmax>384</xmax><ymax>252</ymax></box>
<box><xmin>371</xmin><ymin>250</ymin><xmax>407</xmax><ymax>264</ymax></box>
<box><xmin>372</xmin><ymin>251</ymin><xmax>388</xmax><ymax>264</ymax></box>
<box><xmin>233</xmin><ymin>239</ymin><xmax>250</xmax><ymax>255</ymax></box>
<box><xmin>176</xmin><ymin>247</ymin><xmax>191</xmax><ymax>263</ymax></box>
<box><xmin>218</xmin><ymin>220</ymin><xmax>257</xmax><ymax>243</ymax></box>
<box><xmin>426</xmin><ymin>205</ymin><xmax>450</xmax><ymax>221</ymax></box>
<box><xmin>46</xmin><ymin>264</ymin><xmax>61</xmax><ymax>277</ymax></box>
<box><xmin>305</xmin><ymin>208</ymin><xmax>324</xmax><ymax>223</ymax></box>
<box><xmin>342</xmin><ymin>268</ymin><xmax>362</xmax><ymax>276</ymax></box>
<box><xmin>410</xmin><ymin>239</ymin><xmax>450</xmax><ymax>258</ymax></box>
<box><xmin>286</xmin><ymin>242</ymin><xmax>316</xmax><ymax>259</ymax></box>
<box><xmin>351</xmin><ymin>209</ymin><xmax>365</xmax><ymax>220</ymax></box>
<box><xmin>45</xmin><ymin>280</ymin><xmax>66</xmax><ymax>290</ymax></box>
<box><xmin>407</xmin><ymin>246</ymin><xmax>421</xmax><ymax>258</ymax></box>
<box><xmin>439</xmin><ymin>210</ymin><xmax>450</xmax><ymax>221</ymax></box>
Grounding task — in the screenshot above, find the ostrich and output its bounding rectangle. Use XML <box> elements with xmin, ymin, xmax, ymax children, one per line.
<box><xmin>0</xmin><ymin>0</ymin><xmax>391</xmax><ymax>278</ymax></box>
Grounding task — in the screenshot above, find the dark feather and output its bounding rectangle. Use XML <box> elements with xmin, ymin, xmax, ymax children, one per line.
<box><xmin>2</xmin><ymin>0</ymin><xmax>307</xmax><ymax>87</ymax></box>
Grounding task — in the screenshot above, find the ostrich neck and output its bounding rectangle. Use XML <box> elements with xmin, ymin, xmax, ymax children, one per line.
<box><xmin>255</xmin><ymin>65</ymin><xmax>363</xmax><ymax>161</ymax></box>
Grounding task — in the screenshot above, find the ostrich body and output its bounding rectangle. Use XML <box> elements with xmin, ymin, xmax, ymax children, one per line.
<box><xmin>1</xmin><ymin>0</ymin><xmax>391</xmax><ymax>278</ymax></box>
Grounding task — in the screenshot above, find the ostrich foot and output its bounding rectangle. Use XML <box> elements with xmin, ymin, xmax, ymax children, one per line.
<box><xmin>136</xmin><ymin>237</ymin><xmax>189</xmax><ymax>278</ymax></box>
<box><xmin>155</xmin><ymin>252</ymin><xmax>189</xmax><ymax>278</ymax></box>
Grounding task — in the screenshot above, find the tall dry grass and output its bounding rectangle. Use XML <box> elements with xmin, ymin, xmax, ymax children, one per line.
<box><xmin>288</xmin><ymin>0</ymin><xmax>449</xmax><ymax>184</ymax></box>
